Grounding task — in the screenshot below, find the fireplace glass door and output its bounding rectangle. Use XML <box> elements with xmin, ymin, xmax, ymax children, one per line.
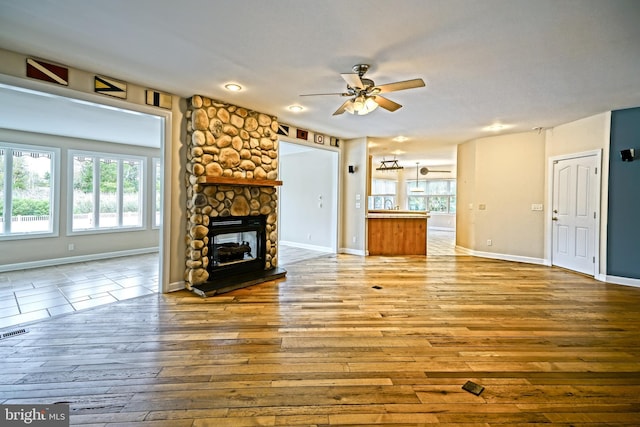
<box><xmin>208</xmin><ymin>216</ymin><xmax>266</xmax><ymax>278</ymax></box>
<box><xmin>213</xmin><ymin>230</ymin><xmax>258</xmax><ymax>267</ymax></box>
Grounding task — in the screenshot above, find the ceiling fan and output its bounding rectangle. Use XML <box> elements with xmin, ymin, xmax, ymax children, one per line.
<box><xmin>301</xmin><ymin>64</ymin><xmax>425</xmax><ymax>116</ymax></box>
<box><xmin>420</xmin><ymin>167</ymin><xmax>450</xmax><ymax>175</ymax></box>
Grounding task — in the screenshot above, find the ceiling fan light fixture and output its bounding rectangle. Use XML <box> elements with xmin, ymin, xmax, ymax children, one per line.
<box><xmin>345</xmin><ymin>95</ymin><xmax>378</xmax><ymax>116</ymax></box>
<box><xmin>364</xmin><ymin>96</ymin><xmax>379</xmax><ymax>112</ymax></box>
<box><xmin>353</xmin><ymin>95</ymin><xmax>365</xmax><ymax>112</ymax></box>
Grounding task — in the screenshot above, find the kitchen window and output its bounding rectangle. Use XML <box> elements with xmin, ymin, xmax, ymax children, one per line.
<box><xmin>407</xmin><ymin>179</ymin><xmax>456</xmax><ymax>213</ymax></box>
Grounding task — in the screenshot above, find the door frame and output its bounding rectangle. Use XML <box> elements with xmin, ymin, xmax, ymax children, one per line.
<box><xmin>546</xmin><ymin>149</ymin><xmax>602</xmax><ymax>277</ymax></box>
<box><xmin>277</xmin><ymin>139</ymin><xmax>340</xmax><ymax>254</ymax></box>
<box><xmin>0</xmin><ymin>72</ymin><xmax>172</xmax><ymax>293</ymax></box>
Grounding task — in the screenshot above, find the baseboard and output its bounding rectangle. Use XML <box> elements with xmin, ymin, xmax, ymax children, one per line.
<box><xmin>167</xmin><ymin>280</ymin><xmax>186</xmax><ymax>292</ymax></box>
<box><xmin>601</xmin><ymin>274</ymin><xmax>640</xmax><ymax>288</ymax></box>
<box><xmin>339</xmin><ymin>247</ymin><xmax>366</xmax><ymax>256</ymax></box>
<box><xmin>279</xmin><ymin>240</ymin><xmax>334</xmax><ymax>253</ymax></box>
<box><xmin>0</xmin><ymin>247</ymin><xmax>159</xmax><ymax>273</ymax></box>
<box><xmin>455</xmin><ymin>245</ymin><xmax>546</xmax><ymax>265</ymax></box>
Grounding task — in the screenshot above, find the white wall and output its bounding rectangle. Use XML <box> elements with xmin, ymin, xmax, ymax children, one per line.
<box><xmin>279</xmin><ymin>142</ymin><xmax>337</xmax><ymax>252</ymax></box>
<box><xmin>341</xmin><ymin>137</ymin><xmax>368</xmax><ymax>254</ymax></box>
<box><xmin>457</xmin><ymin>131</ymin><xmax>546</xmax><ymax>262</ymax></box>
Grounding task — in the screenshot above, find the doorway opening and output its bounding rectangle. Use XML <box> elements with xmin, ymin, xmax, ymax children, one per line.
<box><xmin>278</xmin><ymin>141</ymin><xmax>338</xmax><ymax>264</ymax></box>
<box><xmin>0</xmin><ymin>77</ymin><xmax>170</xmax><ymax>329</ymax></box>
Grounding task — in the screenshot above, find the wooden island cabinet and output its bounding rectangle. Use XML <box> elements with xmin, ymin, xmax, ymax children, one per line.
<box><xmin>366</xmin><ymin>210</ymin><xmax>429</xmax><ymax>255</ymax></box>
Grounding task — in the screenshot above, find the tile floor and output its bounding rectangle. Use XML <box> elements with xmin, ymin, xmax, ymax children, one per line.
<box><xmin>0</xmin><ymin>229</ymin><xmax>458</xmax><ymax>330</ymax></box>
<box><xmin>0</xmin><ymin>253</ymin><xmax>159</xmax><ymax>330</ymax></box>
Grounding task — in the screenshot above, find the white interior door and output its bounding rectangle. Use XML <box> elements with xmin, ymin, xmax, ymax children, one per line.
<box><xmin>551</xmin><ymin>154</ymin><xmax>599</xmax><ymax>275</ymax></box>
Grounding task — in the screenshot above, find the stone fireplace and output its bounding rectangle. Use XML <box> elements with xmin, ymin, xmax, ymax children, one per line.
<box><xmin>184</xmin><ymin>95</ymin><xmax>285</xmax><ymax>295</ymax></box>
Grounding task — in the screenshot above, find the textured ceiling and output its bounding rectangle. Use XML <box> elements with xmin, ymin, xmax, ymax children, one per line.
<box><xmin>1</xmin><ymin>0</ymin><xmax>639</xmax><ymax>167</ymax></box>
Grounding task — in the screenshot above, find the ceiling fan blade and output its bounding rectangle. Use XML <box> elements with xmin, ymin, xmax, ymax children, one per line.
<box><xmin>300</xmin><ymin>92</ymin><xmax>350</xmax><ymax>96</ymax></box>
<box><xmin>373</xmin><ymin>95</ymin><xmax>402</xmax><ymax>112</ymax></box>
<box><xmin>375</xmin><ymin>78</ymin><xmax>425</xmax><ymax>93</ymax></box>
<box><xmin>341</xmin><ymin>72</ymin><xmax>364</xmax><ymax>89</ymax></box>
<box><xmin>332</xmin><ymin>99</ymin><xmax>352</xmax><ymax>116</ymax></box>
<box><xmin>421</xmin><ymin>167</ymin><xmax>451</xmax><ymax>175</ymax></box>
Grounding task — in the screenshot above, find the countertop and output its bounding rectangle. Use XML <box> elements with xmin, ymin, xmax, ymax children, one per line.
<box><xmin>366</xmin><ymin>210</ymin><xmax>430</xmax><ymax>219</ymax></box>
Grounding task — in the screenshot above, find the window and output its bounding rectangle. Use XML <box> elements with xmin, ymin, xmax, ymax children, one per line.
<box><xmin>152</xmin><ymin>157</ymin><xmax>161</xmax><ymax>228</ymax></box>
<box><xmin>407</xmin><ymin>179</ymin><xmax>456</xmax><ymax>213</ymax></box>
<box><xmin>0</xmin><ymin>143</ymin><xmax>58</xmax><ymax>239</ymax></box>
<box><xmin>369</xmin><ymin>178</ymin><xmax>397</xmax><ymax>210</ymax></box>
<box><xmin>70</xmin><ymin>151</ymin><xmax>145</xmax><ymax>232</ymax></box>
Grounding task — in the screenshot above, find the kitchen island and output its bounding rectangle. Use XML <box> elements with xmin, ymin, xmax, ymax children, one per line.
<box><xmin>366</xmin><ymin>210</ymin><xmax>429</xmax><ymax>255</ymax></box>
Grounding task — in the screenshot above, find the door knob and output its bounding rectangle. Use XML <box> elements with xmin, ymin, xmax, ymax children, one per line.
<box><xmin>552</xmin><ymin>217</ymin><xmax>558</xmax><ymax>221</ymax></box>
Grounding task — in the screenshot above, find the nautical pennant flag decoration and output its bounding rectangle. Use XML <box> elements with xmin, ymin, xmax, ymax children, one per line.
<box><xmin>94</xmin><ymin>75</ymin><xmax>127</xmax><ymax>99</ymax></box>
<box><xmin>277</xmin><ymin>124</ymin><xmax>289</xmax><ymax>136</ymax></box>
<box><xmin>146</xmin><ymin>90</ymin><xmax>172</xmax><ymax>109</ymax></box>
<box><xmin>26</xmin><ymin>58</ymin><xmax>68</xmax><ymax>86</ymax></box>
<box><xmin>296</xmin><ymin>128</ymin><xmax>309</xmax><ymax>140</ymax></box>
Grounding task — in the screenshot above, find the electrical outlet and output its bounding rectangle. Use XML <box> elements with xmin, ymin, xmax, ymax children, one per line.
<box><xmin>352</xmin><ymin>236</ymin><xmax>357</xmax><ymax>243</ymax></box>
<box><xmin>487</xmin><ymin>239</ymin><xmax>492</xmax><ymax>246</ymax></box>
<box><xmin>68</xmin><ymin>243</ymin><xmax>75</xmax><ymax>251</ymax></box>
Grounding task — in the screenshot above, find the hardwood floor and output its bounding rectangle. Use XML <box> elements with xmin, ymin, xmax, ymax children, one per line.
<box><xmin>1</xmin><ymin>254</ymin><xmax>640</xmax><ymax>426</ymax></box>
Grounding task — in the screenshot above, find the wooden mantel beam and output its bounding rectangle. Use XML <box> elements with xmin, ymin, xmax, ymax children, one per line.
<box><xmin>197</xmin><ymin>176</ymin><xmax>283</xmax><ymax>187</ymax></box>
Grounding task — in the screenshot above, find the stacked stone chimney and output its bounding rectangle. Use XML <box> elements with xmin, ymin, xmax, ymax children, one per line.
<box><xmin>184</xmin><ymin>95</ymin><xmax>280</xmax><ymax>289</ymax></box>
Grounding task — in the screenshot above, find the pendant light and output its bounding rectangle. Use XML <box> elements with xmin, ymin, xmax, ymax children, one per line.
<box><xmin>410</xmin><ymin>162</ymin><xmax>423</xmax><ymax>192</ymax></box>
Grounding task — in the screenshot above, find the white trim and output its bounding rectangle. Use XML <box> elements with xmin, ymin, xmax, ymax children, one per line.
<box><xmin>0</xmin><ymin>143</ymin><xmax>60</xmax><ymax>240</ymax></box>
<box><xmin>167</xmin><ymin>280</ymin><xmax>186</xmax><ymax>292</ymax></box>
<box><xmin>279</xmin><ymin>240</ymin><xmax>334</xmax><ymax>253</ymax></box>
<box><xmin>455</xmin><ymin>245</ymin><xmax>547</xmax><ymax>265</ymax></box>
<box><xmin>601</xmin><ymin>275</ymin><xmax>640</xmax><ymax>288</ymax></box>
<box><xmin>67</xmin><ymin>150</ymin><xmax>147</xmax><ymax>234</ymax></box>
<box><xmin>0</xmin><ymin>247</ymin><xmax>158</xmax><ymax>273</ymax></box>
<box><xmin>339</xmin><ymin>247</ymin><xmax>366</xmax><ymax>256</ymax></box>
<box><xmin>428</xmin><ymin>226</ymin><xmax>455</xmax><ymax>232</ymax></box>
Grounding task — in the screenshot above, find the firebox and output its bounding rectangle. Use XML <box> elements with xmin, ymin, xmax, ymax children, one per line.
<box><xmin>208</xmin><ymin>215</ymin><xmax>266</xmax><ymax>279</ymax></box>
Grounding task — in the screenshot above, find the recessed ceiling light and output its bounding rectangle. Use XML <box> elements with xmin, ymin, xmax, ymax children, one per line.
<box><xmin>224</xmin><ymin>83</ymin><xmax>242</xmax><ymax>92</ymax></box>
<box><xmin>484</xmin><ymin>123</ymin><xmax>509</xmax><ymax>132</ymax></box>
<box><xmin>393</xmin><ymin>136</ymin><xmax>409</xmax><ymax>142</ymax></box>
<box><xmin>288</xmin><ymin>105</ymin><xmax>304</xmax><ymax>112</ymax></box>
<box><xmin>391</xmin><ymin>150</ymin><xmax>405</xmax><ymax>155</ymax></box>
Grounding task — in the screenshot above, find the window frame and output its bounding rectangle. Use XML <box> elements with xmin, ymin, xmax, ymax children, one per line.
<box><xmin>369</xmin><ymin>178</ymin><xmax>398</xmax><ymax>210</ymax></box>
<box><xmin>152</xmin><ymin>157</ymin><xmax>161</xmax><ymax>229</ymax></box>
<box><xmin>0</xmin><ymin>142</ymin><xmax>60</xmax><ymax>241</ymax></box>
<box><xmin>68</xmin><ymin>150</ymin><xmax>147</xmax><ymax>235</ymax></box>
<box><xmin>406</xmin><ymin>178</ymin><xmax>456</xmax><ymax>214</ymax></box>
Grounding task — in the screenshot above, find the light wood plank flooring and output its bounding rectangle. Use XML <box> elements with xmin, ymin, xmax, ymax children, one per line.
<box><xmin>1</xmin><ymin>253</ymin><xmax>640</xmax><ymax>426</ymax></box>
